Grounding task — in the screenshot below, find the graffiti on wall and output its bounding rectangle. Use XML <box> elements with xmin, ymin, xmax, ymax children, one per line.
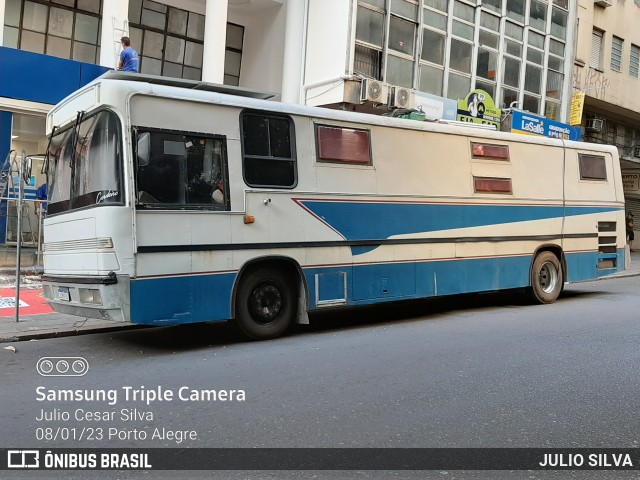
<box><xmin>573</xmin><ymin>66</ymin><xmax>611</xmax><ymax>100</ymax></box>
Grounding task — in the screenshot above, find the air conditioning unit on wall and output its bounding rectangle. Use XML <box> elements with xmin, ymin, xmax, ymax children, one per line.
<box><xmin>586</xmin><ymin>118</ymin><xmax>604</xmax><ymax>131</ymax></box>
<box><xmin>594</xmin><ymin>0</ymin><xmax>612</xmax><ymax>7</ymax></box>
<box><xmin>388</xmin><ymin>86</ymin><xmax>416</xmax><ymax>109</ymax></box>
<box><xmin>360</xmin><ymin>79</ymin><xmax>389</xmax><ymax>104</ymax></box>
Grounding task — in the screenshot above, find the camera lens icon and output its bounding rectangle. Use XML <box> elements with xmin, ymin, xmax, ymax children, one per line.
<box><xmin>37</xmin><ymin>357</ymin><xmax>89</xmax><ymax>376</ymax></box>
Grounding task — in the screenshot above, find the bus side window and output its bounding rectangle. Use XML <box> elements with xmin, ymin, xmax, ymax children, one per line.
<box><xmin>134</xmin><ymin>129</ymin><xmax>228</xmax><ymax>209</ymax></box>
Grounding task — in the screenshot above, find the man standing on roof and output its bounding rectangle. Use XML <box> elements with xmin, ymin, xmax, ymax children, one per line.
<box><xmin>118</xmin><ymin>36</ymin><xmax>139</xmax><ymax>73</ymax></box>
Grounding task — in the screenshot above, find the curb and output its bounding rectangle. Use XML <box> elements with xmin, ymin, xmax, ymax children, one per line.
<box><xmin>0</xmin><ymin>324</ymin><xmax>143</xmax><ymax>344</ymax></box>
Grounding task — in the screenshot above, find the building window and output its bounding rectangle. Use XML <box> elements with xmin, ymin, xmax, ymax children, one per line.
<box><xmin>528</xmin><ymin>0</ymin><xmax>547</xmax><ymax>33</ymax></box>
<box><xmin>591</xmin><ymin>29</ymin><xmax>603</xmax><ymax>70</ymax></box>
<box><xmin>611</xmin><ymin>36</ymin><xmax>623</xmax><ymax>73</ymax></box>
<box><xmin>128</xmin><ymin>1</ymin><xmax>243</xmax><ymax>84</ymax></box>
<box><xmin>3</xmin><ymin>0</ymin><xmax>101</xmax><ymax>63</ymax></box>
<box><xmin>355</xmin><ymin>2</ymin><xmax>385</xmax><ymax>79</ymax></box>
<box><xmin>550</xmin><ymin>6</ymin><xmax>567</xmax><ymax>39</ymax></box>
<box><xmin>241</xmin><ymin>112</ymin><xmax>297</xmax><ymax>189</ymax></box>
<box><xmin>630</xmin><ymin>44</ymin><xmax>640</xmax><ymax>78</ymax></box>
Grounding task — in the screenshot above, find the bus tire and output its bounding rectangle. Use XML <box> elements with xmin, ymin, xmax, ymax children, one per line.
<box><xmin>530</xmin><ymin>251</ymin><xmax>563</xmax><ymax>304</ymax></box>
<box><xmin>235</xmin><ymin>267</ymin><xmax>296</xmax><ymax>340</ymax></box>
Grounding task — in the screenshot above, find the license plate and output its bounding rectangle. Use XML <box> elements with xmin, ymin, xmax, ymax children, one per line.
<box><xmin>57</xmin><ymin>287</ymin><xmax>70</xmax><ymax>302</ymax></box>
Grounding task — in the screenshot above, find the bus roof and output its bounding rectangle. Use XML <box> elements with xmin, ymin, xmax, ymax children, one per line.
<box><xmin>48</xmin><ymin>72</ymin><xmax>615</xmax><ymax>156</ymax></box>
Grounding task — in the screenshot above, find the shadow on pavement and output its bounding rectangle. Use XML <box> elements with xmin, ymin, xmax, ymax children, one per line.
<box><xmin>108</xmin><ymin>287</ymin><xmax>606</xmax><ymax>354</ymax></box>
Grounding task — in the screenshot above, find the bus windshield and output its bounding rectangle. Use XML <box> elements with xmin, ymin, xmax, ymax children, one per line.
<box><xmin>48</xmin><ymin>110</ymin><xmax>122</xmax><ymax>215</ymax></box>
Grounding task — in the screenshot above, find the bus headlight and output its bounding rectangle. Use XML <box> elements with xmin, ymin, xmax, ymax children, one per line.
<box><xmin>79</xmin><ymin>288</ymin><xmax>102</xmax><ymax>305</ymax></box>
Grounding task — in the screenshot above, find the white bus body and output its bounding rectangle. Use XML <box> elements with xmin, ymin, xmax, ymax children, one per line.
<box><xmin>42</xmin><ymin>73</ymin><xmax>626</xmax><ymax>339</ymax></box>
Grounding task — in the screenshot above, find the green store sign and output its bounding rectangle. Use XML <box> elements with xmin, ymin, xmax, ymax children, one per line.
<box><xmin>457</xmin><ymin>89</ymin><xmax>502</xmax><ymax>128</ymax></box>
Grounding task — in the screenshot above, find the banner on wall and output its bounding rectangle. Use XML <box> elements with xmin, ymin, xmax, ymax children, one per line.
<box><xmin>457</xmin><ymin>90</ymin><xmax>502</xmax><ymax>128</ymax></box>
<box><xmin>570</xmin><ymin>91</ymin><xmax>585</xmax><ymax>126</ymax></box>
<box><xmin>510</xmin><ymin>110</ymin><xmax>582</xmax><ymax>141</ymax></box>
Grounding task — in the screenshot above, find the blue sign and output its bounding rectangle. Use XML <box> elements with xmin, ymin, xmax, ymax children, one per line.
<box><xmin>511</xmin><ymin>110</ymin><xmax>582</xmax><ymax>141</ymax></box>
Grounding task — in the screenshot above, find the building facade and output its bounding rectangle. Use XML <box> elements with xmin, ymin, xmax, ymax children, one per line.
<box><xmin>6</xmin><ymin>0</ymin><xmax>638</xmax><ymax>249</ymax></box>
<box><xmin>574</xmin><ymin>0</ymin><xmax>640</xmax><ymax>245</ymax></box>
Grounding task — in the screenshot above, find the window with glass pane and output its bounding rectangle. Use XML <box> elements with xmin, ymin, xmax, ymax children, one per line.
<box><xmin>389</xmin><ymin>15</ymin><xmax>416</xmax><ymax>55</ymax></box>
<box><xmin>453</xmin><ymin>1</ymin><xmax>475</xmax><ymax>22</ymax></box>
<box><xmin>504</xmin><ymin>21</ymin><xmax>523</xmax><ymax>40</ymax></box>
<box><xmin>528</xmin><ymin>31</ymin><xmax>544</xmax><ymax>49</ymax></box>
<box><xmin>386</xmin><ymin>54</ymin><xmax>414</xmax><ymax>87</ymax></box>
<box><xmin>424</xmin><ymin>10</ymin><xmax>447</xmax><ymax>31</ymax></box>
<box><xmin>449</xmin><ymin>38</ymin><xmax>472</xmax><ymax>73</ymax></box>
<box><xmin>546</xmin><ymin>70</ymin><xmax>563</xmax><ymax>100</ymax></box>
<box><xmin>630</xmin><ymin>45</ymin><xmax>640</xmax><ymax>78</ymax></box>
<box><xmin>391</xmin><ymin>0</ymin><xmax>418</xmax><ymax>20</ymax></box>
<box><xmin>549</xmin><ymin>39</ymin><xmax>564</xmax><ymax>56</ymax></box>
<box><xmin>524</xmin><ymin>64</ymin><xmax>541</xmax><ymax>94</ymax></box>
<box><xmin>422</xmin><ymin>29</ymin><xmax>446</xmax><ymax>64</ymax></box>
<box><xmin>7</xmin><ymin>0</ymin><xmax>101</xmax><ymax>62</ymax></box>
<box><xmin>419</xmin><ymin>64</ymin><xmax>444</xmax><ymax>95</ymax></box>
<box><xmin>479</xmin><ymin>30</ymin><xmax>499</xmax><ymax>49</ymax></box>
<box><xmin>447</xmin><ymin>72</ymin><xmax>471</xmax><ymax>100</ymax></box>
<box><xmin>611</xmin><ymin>36</ymin><xmax>623</xmax><ymax>72</ymax></box>
<box><xmin>547</xmin><ymin>55</ymin><xmax>563</xmax><ymax>72</ymax></box>
<box><xmin>504</xmin><ymin>39</ymin><xmax>522</xmax><ymax>57</ymax></box>
<box><xmin>424</xmin><ymin>0</ymin><xmax>448</xmax><ymax>13</ymax></box>
<box><xmin>362</xmin><ymin>0</ymin><xmax>386</xmax><ymax>8</ymax></box>
<box><xmin>501</xmin><ymin>87</ymin><xmax>518</xmax><ymax>108</ymax></box>
<box><xmin>506</xmin><ymin>0</ymin><xmax>525</xmax><ymax>23</ymax></box>
<box><xmin>552</xmin><ymin>0</ymin><xmax>568</xmax><ymax>8</ymax></box>
<box><xmin>545</xmin><ymin>100</ymin><xmax>560</xmax><ymax>120</ymax></box>
<box><xmin>241</xmin><ymin>113</ymin><xmax>296</xmax><ymax>189</ymax></box>
<box><xmin>452</xmin><ymin>21</ymin><xmax>474</xmax><ymax>40</ymax></box>
<box><xmin>168</xmin><ymin>8</ymin><xmax>187</xmax><ymax>36</ymax></box>
<box><xmin>355</xmin><ymin>44</ymin><xmax>383</xmax><ymax>79</ymax></box>
<box><xmin>591</xmin><ymin>30</ymin><xmax>603</xmax><ymax>69</ymax></box>
<box><xmin>503</xmin><ymin>56</ymin><xmax>520</xmax><ymax>87</ymax></box>
<box><xmin>550</xmin><ymin>7</ymin><xmax>566</xmax><ymax>39</ymax></box>
<box><xmin>475</xmin><ymin>80</ymin><xmax>495</xmax><ymax>98</ymax></box>
<box><xmin>356</xmin><ymin>6</ymin><xmax>385</xmax><ymax>47</ymax></box>
<box><xmin>527</xmin><ymin>48</ymin><xmax>543</xmax><ymax>65</ymax></box>
<box><xmin>529</xmin><ymin>0</ymin><xmax>546</xmax><ymax>32</ymax></box>
<box><xmin>480</xmin><ymin>11</ymin><xmax>500</xmax><ymax>30</ymax></box>
<box><xmin>49</xmin><ymin>7</ymin><xmax>73</xmax><ymax>38</ymax></box>
<box><xmin>135</xmin><ymin>130</ymin><xmax>228</xmax><ymax>208</ymax></box>
<box><xmin>476</xmin><ymin>48</ymin><xmax>497</xmax><ymax>80</ymax></box>
<box><xmin>481</xmin><ymin>0</ymin><xmax>502</xmax><ymax>14</ymax></box>
<box><xmin>523</xmin><ymin>94</ymin><xmax>540</xmax><ymax>113</ymax></box>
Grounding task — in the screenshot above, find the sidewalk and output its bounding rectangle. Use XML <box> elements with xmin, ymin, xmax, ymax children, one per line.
<box><xmin>1</xmin><ymin>252</ymin><xmax>639</xmax><ymax>344</ymax></box>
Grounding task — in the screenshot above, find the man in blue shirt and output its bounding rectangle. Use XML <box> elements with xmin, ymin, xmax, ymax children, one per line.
<box><xmin>118</xmin><ymin>36</ymin><xmax>139</xmax><ymax>73</ymax></box>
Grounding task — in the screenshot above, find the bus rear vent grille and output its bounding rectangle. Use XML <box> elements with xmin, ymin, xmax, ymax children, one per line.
<box><xmin>597</xmin><ymin>222</ymin><xmax>617</xmax><ymax>268</ymax></box>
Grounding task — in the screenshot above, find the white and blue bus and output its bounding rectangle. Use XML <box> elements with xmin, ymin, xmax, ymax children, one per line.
<box><xmin>42</xmin><ymin>72</ymin><xmax>626</xmax><ymax>339</ymax></box>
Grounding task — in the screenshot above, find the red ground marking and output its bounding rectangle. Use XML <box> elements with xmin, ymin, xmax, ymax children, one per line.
<box><xmin>0</xmin><ymin>289</ymin><xmax>53</xmax><ymax>316</ymax></box>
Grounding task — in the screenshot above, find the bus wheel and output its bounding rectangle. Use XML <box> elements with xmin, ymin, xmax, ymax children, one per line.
<box><xmin>530</xmin><ymin>251</ymin><xmax>563</xmax><ymax>304</ymax></box>
<box><xmin>235</xmin><ymin>267</ymin><xmax>296</xmax><ymax>340</ymax></box>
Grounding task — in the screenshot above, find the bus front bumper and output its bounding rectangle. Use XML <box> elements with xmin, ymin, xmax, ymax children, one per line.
<box><xmin>42</xmin><ymin>274</ymin><xmax>131</xmax><ymax>323</ymax></box>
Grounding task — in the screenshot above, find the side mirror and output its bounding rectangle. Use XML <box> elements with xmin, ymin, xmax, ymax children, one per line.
<box><xmin>137</xmin><ymin>132</ymin><xmax>151</xmax><ymax>167</ymax></box>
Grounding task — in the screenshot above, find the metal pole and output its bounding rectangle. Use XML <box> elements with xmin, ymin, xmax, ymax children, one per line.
<box><xmin>15</xmin><ymin>153</ymin><xmax>24</xmax><ymax>323</ymax></box>
<box><xmin>37</xmin><ymin>200</ymin><xmax>43</xmax><ymax>266</ymax></box>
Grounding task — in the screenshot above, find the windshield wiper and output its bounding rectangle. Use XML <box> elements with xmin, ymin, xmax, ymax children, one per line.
<box><xmin>69</xmin><ymin>111</ymin><xmax>85</xmax><ymax>204</ymax></box>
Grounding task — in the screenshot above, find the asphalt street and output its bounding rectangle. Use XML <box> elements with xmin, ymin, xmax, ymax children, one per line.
<box><xmin>2</xmin><ymin>275</ymin><xmax>640</xmax><ymax>480</ymax></box>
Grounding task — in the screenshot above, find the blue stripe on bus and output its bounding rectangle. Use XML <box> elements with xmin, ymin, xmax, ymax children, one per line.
<box><xmin>298</xmin><ymin>201</ymin><xmax>620</xmax><ymax>243</ymax></box>
<box><xmin>127</xmin><ymin>250</ymin><xmax>624</xmax><ymax>326</ymax></box>
<box><xmin>130</xmin><ymin>273</ymin><xmax>236</xmax><ymax>325</ymax></box>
